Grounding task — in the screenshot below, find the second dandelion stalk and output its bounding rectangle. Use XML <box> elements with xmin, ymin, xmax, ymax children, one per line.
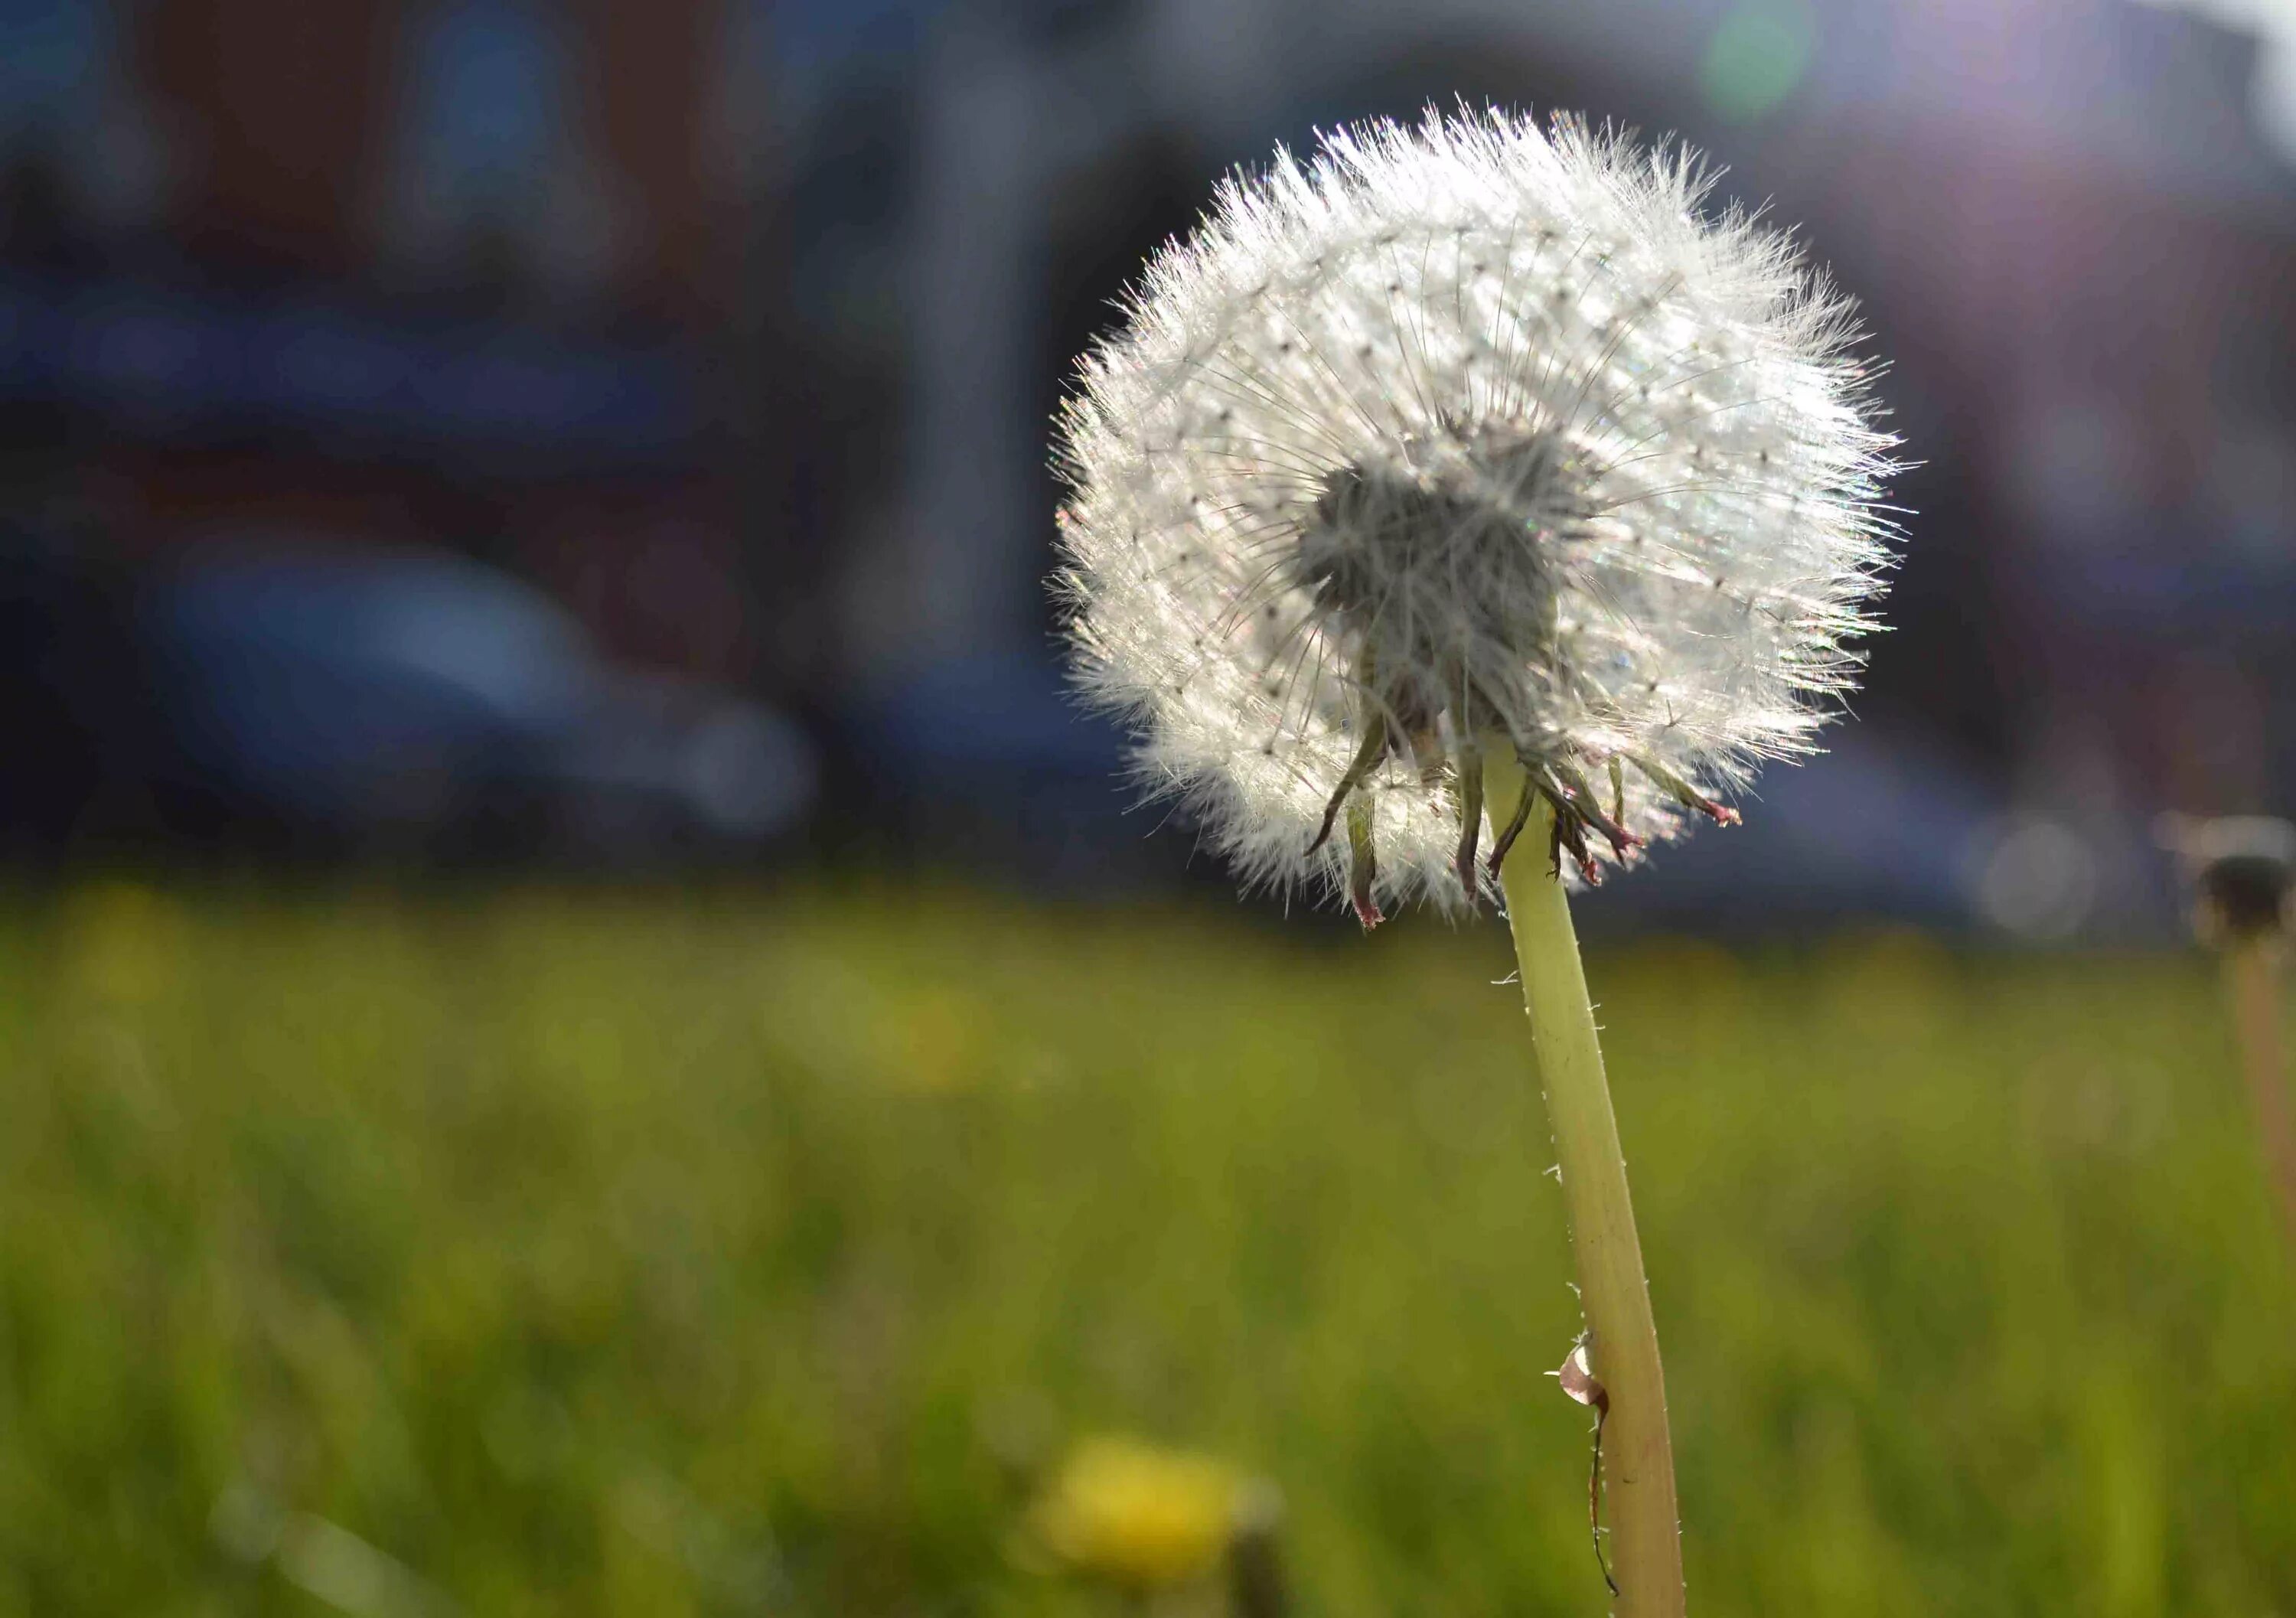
<box><xmin>1488</xmin><ymin>751</ymin><xmax>1685</xmax><ymax>1618</ymax></box>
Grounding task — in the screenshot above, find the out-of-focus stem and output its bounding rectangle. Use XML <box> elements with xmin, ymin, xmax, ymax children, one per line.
<box><xmin>2225</xmin><ymin>934</ymin><xmax>2296</xmax><ymax>1254</ymax></box>
<box><xmin>1488</xmin><ymin>754</ymin><xmax>1685</xmax><ymax>1618</ymax></box>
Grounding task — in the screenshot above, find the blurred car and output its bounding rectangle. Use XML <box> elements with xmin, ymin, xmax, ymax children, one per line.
<box><xmin>0</xmin><ymin>528</ymin><xmax>817</xmax><ymax>863</ymax></box>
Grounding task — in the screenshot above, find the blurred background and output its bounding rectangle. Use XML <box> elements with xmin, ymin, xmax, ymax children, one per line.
<box><xmin>3</xmin><ymin>1</ymin><xmax>2295</xmax><ymax>1614</ymax></box>
<box><xmin>0</xmin><ymin>0</ymin><xmax>2291</xmax><ymax>931</ymax></box>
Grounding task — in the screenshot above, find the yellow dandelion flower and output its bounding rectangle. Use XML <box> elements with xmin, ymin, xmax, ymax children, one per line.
<box><xmin>1025</xmin><ymin>1437</ymin><xmax>1247</xmax><ymax>1590</ymax></box>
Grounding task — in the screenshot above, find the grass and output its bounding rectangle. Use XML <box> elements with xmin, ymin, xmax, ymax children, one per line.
<box><xmin>1</xmin><ymin>878</ymin><xmax>2291</xmax><ymax>1615</ymax></box>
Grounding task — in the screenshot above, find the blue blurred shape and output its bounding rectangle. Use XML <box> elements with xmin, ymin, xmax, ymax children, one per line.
<box><xmin>858</xmin><ymin>651</ymin><xmax>1122</xmax><ymax>775</ymax></box>
<box><xmin>846</xmin><ymin>651</ymin><xmax>1146</xmax><ymax>881</ymax></box>
<box><xmin>0</xmin><ymin>273</ymin><xmax>702</xmax><ymax>463</ymax></box>
<box><xmin>775</xmin><ymin>0</ymin><xmax>938</xmax><ymax>78</ymax></box>
<box><xmin>0</xmin><ymin>0</ymin><xmax>106</xmax><ymax>132</ymax></box>
<box><xmin>1582</xmin><ymin>728</ymin><xmax>2003</xmax><ymax>932</ymax></box>
<box><xmin>243</xmin><ymin>310</ymin><xmax>412</xmax><ymax>422</ymax></box>
<box><xmin>142</xmin><ymin>545</ymin><xmax>815</xmax><ymax>854</ymax></box>
<box><xmin>403</xmin><ymin>0</ymin><xmax>570</xmax><ymax>210</ymax></box>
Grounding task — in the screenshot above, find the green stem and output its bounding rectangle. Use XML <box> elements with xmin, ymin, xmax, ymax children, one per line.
<box><xmin>1489</xmin><ymin>753</ymin><xmax>1685</xmax><ymax>1618</ymax></box>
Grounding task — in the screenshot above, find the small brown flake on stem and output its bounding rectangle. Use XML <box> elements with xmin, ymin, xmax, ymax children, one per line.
<box><xmin>1556</xmin><ymin>1339</ymin><xmax>1619</xmax><ymax>1598</ymax></box>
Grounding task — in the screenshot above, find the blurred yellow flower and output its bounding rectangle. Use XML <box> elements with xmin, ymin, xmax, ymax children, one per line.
<box><xmin>1025</xmin><ymin>1436</ymin><xmax>1245</xmax><ymax>1589</ymax></box>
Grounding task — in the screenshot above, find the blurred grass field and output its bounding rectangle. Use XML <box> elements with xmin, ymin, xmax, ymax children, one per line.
<box><xmin>2</xmin><ymin>879</ymin><xmax>2292</xmax><ymax>1616</ymax></box>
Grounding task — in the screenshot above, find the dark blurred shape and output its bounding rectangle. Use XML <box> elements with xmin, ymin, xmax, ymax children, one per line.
<box><xmin>0</xmin><ymin>516</ymin><xmax>167</xmax><ymax>850</ymax></box>
<box><xmin>0</xmin><ymin>0</ymin><xmax>168</xmax><ymax>262</ymax></box>
<box><xmin>2160</xmin><ymin>811</ymin><xmax>2296</xmax><ymax>938</ymax></box>
<box><xmin>1</xmin><ymin>530</ymin><xmax>815</xmax><ymax>862</ymax></box>
<box><xmin>2158</xmin><ymin>807</ymin><xmax>2296</xmax><ymax>1258</ymax></box>
<box><xmin>1228</xmin><ymin>1493</ymin><xmax>1291</xmax><ymax>1618</ymax></box>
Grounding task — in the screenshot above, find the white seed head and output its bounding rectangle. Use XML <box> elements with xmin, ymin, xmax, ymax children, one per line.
<box><xmin>1054</xmin><ymin>107</ymin><xmax>1899</xmax><ymax>923</ymax></box>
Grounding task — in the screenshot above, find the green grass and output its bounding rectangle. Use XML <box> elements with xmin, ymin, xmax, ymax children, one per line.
<box><xmin>2</xmin><ymin>879</ymin><xmax>2291</xmax><ymax>1616</ymax></box>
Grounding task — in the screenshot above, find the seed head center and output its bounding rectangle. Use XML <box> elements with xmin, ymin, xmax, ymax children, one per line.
<box><xmin>1292</xmin><ymin>427</ymin><xmax>1579</xmax><ymax>739</ymax></box>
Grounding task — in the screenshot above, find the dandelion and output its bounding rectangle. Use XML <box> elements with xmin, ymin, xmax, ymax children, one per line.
<box><xmin>1055</xmin><ymin>106</ymin><xmax>1898</xmax><ymax>1616</ymax></box>
<box><xmin>1056</xmin><ymin>108</ymin><xmax>1892</xmax><ymax>927</ymax></box>
<box><xmin>1019</xmin><ymin>1435</ymin><xmax>1284</xmax><ymax>1608</ymax></box>
<box><xmin>2161</xmin><ymin>813</ymin><xmax>2296</xmax><ymax>1254</ymax></box>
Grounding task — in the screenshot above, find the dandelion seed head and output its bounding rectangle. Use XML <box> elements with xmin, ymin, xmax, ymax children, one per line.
<box><xmin>1054</xmin><ymin>106</ymin><xmax>1899</xmax><ymax>920</ymax></box>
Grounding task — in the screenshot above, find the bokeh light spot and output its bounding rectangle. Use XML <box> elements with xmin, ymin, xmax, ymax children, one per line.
<box><xmin>1700</xmin><ymin>2</ymin><xmax>1818</xmax><ymax>122</ymax></box>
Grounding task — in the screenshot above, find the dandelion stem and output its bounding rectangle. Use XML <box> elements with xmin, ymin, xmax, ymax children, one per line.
<box><xmin>1489</xmin><ymin>752</ymin><xmax>1684</xmax><ymax>1618</ymax></box>
<box><xmin>2224</xmin><ymin>934</ymin><xmax>2296</xmax><ymax>1254</ymax></box>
